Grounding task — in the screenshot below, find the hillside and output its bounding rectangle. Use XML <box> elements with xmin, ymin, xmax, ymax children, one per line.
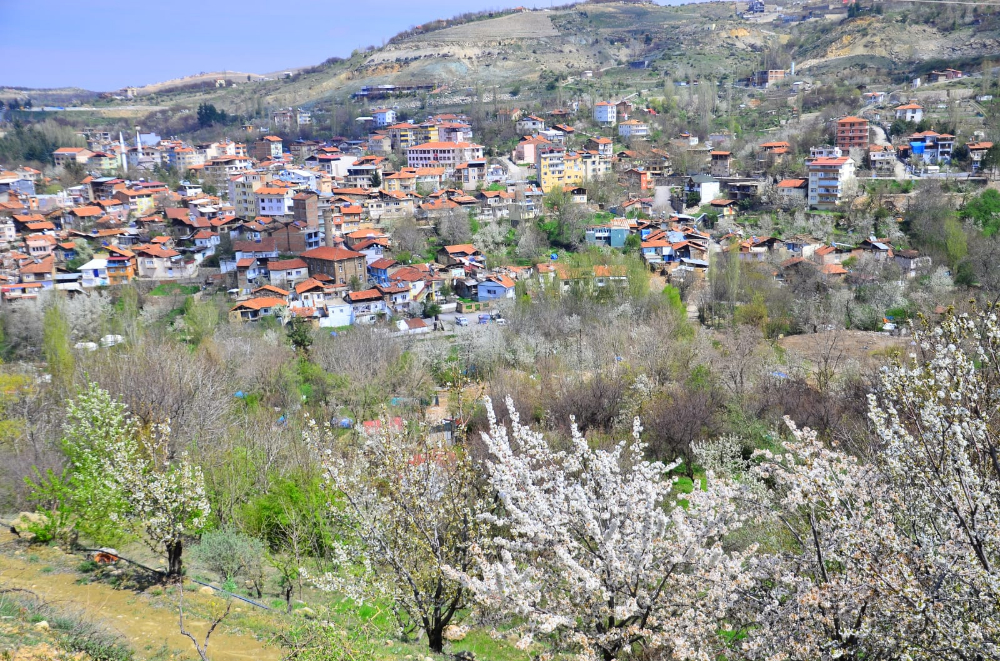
<box><xmin>5</xmin><ymin>1</ymin><xmax>1000</xmax><ymax>118</ymax></box>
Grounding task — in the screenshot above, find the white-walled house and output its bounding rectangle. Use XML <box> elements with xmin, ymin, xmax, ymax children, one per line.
<box><xmin>593</xmin><ymin>102</ymin><xmax>617</xmax><ymax>126</ymax></box>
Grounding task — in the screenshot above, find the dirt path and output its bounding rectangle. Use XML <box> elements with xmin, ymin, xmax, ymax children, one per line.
<box><xmin>0</xmin><ymin>533</ymin><xmax>281</xmax><ymax>661</ymax></box>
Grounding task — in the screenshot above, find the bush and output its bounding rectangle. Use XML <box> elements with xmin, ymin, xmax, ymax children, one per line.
<box><xmin>191</xmin><ymin>527</ymin><xmax>265</xmax><ymax>587</ymax></box>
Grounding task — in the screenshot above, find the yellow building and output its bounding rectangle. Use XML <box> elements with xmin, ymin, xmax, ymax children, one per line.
<box><xmin>535</xmin><ymin>146</ymin><xmax>611</xmax><ymax>193</ymax></box>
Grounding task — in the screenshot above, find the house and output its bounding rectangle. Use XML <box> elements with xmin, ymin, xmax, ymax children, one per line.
<box><xmin>894</xmin><ymin>249</ymin><xmax>932</xmax><ymax>278</ymax></box>
<box><xmin>776</xmin><ymin>178</ymin><xmax>808</xmax><ymax>203</ymax></box>
<box><xmin>894</xmin><ymin>103</ymin><xmax>924</xmax><ymax>123</ymax></box>
<box><xmin>233</xmin><ymin>238</ymin><xmax>280</xmax><ymax>261</ymax></box>
<box><xmin>710</xmin><ymin>151</ymin><xmax>732</xmax><ymax>177</ymax></box>
<box><xmin>908</xmin><ymin>131</ymin><xmax>955</xmax><ymax>164</ymax></box>
<box><xmin>106</xmin><ymin>252</ymin><xmax>136</xmax><ymax>285</ymax></box>
<box><xmin>437</xmin><ymin>244</ymin><xmax>484</xmax><ymax>267</ymax></box>
<box><xmin>835</xmin><ymin>116</ymin><xmax>869</xmax><ymax>151</ymax></box>
<box><xmin>684</xmin><ymin>175</ymin><xmax>720</xmax><ymax>205</ymax></box>
<box><xmin>300</xmin><ymin>246</ymin><xmax>367</xmax><ymax>286</ymax></box>
<box><xmin>585</xmin><ymin>137</ymin><xmax>614</xmax><ymax>158</ymax></box>
<box><xmin>478</xmin><ymin>274</ymin><xmax>516</xmax><ymax>302</ymax></box>
<box><xmin>53</xmin><ymin>147</ymin><xmax>95</xmax><ymax>169</ymax></box>
<box><xmin>593</xmin><ymin>264</ymin><xmax>628</xmax><ymax>289</ymax></box>
<box><xmin>969</xmin><ymin>142</ymin><xmax>993</xmax><ymax>171</ymax></box>
<box><xmin>516</xmin><ymin>115</ymin><xmax>546</xmax><ymax>133</ymax></box>
<box><xmin>862</xmin><ymin>92</ymin><xmax>887</xmax><ymax>105</ymax></box>
<box><xmin>346</xmin><ymin>289</ymin><xmax>389</xmax><ymax>324</ymax></box>
<box><xmin>372</xmin><ymin>108</ymin><xmax>397</xmax><ymax>127</ymax></box>
<box><xmin>267</xmin><ymin>258</ymin><xmax>309</xmax><ymax>287</ymax></box>
<box><xmin>868</xmin><ymin>144</ymin><xmax>897</xmax><ymax>174</ymax></box>
<box><xmin>593</xmin><ymin>102</ymin><xmax>617</xmax><ymax>126</ymax></box>
<box><xmin>78</xmin><ymin>258</ymin><xmax>110</xmax><ymax>288</ymax></box>
<box><xmin>396</xmin><ymin>318</ymin><xmax>431</xmax><ymax>335</ymax></box>
<box><xmin>230</xmin><ymin>297</ymin><xmax>288</xmax><ymax>322</ymax></box>
<box><xmin>25</xmin><ymin>234</ymin><xmax>57</xmax><ymax>258</ymax></box>
<box><xmin>19</xmin><ymin>256</ymin><xmax>57</xmax><ymax>288</ymax></box>
<box><xmin>136</xmin><ymin>245</ymin><xmax>197</xmax><ymax>279</ymax></box>
<box><xmin>618</xmin><ymin>119</ymin><xmax>650</xmax><ymax>139</ymax></box>
<box><xmin>807</xmin><ymin>155</ymin><xmax>856</xmax><ymax>210</ymax></box>
<box><xmin>368</xmin><ymin>257</ymin><xmax>398</xmax><ymax>286</ymax></box>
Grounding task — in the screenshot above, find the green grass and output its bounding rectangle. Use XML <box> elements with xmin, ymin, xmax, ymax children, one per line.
<box><xmin>149</xmin><ymin>282</ymin><xmax>200</xmax><ymax>296</ymax></box>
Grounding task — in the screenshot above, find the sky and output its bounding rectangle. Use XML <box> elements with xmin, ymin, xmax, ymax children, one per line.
<box><xmin>0</xmin><ymin>0</ymin><xmax>682</xmax><ymax>91</ymax></box>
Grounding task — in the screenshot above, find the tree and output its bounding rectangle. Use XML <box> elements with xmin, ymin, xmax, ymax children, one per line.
<box><xmin>438</xmin><ymin>209</ymin><xmax>473</xmax><ymax>246</ymax></box>
<box><xmin>732</xmin><ymin>309</ymin><xmax>1000</xmax><ymax>661</ymax></box>
<box><xmin>370</xmin><ymin>171</ymin><xmax>382</xmax><ymax>188</ymax></box>
<box><xmin>72</xmin><ymin>386</ymin><xmax>208</xmax><ymax>575</ymax></box>
<box><xmin>286</xmin><ymin>317</ymin><xmax>313</xmax><ymax>353</ymax></box>
<box><xmin>452</xmin><ymin>398</ymin><xmax>748</xmax><ymax>661</ymax></box>
<box><xmin>197</xmin><ymin>103</ymin><xmax>228</xmax><ymax>128</ymax></box>
<box><xmin>623</xmin><ymin>233</ymin><xmax>641</xmax><ymax>253</ymax></box>
<box><xmin>306</xmin><ymin>413</ymin><xmax>494</xmax><ymax>654</ymax></box>
<box><xmin>42</xmin><ymin>304</ymin><xmax>74</xmax><ymax>392</ymax></box>
<box><xmin>961</xmin><ymin>188</ymin><xmax>1000</xmax><ymax>235</ymax></box>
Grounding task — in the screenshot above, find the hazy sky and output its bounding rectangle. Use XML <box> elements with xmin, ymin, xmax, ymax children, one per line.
<box><xmin>0</xmin><ymin>0</ymin><xmax>687</xmax><ymax>91</ymax></box>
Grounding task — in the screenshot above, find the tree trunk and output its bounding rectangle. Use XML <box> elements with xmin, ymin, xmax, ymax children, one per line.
<box><xmin>427</xmin><ymin>625</ymin><xmax>444</xmax><ymax>654</ymax></box>
<box><xmin>167</xmin><ymin>539</ymin><xmax>183</xmax><ymax>577</ymax></box>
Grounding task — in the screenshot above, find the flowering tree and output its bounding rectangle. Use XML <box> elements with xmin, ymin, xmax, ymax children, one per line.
<box><xmin>43</xmin><ymin>385</ymin><xmax>210</xmax><ymax>576</ymax></box>
<box><xmin>453</xmin><ymin>398</ymin><xmax>749</xmax><ymax>661</ymax></box>
<box><xmin>732</xmin><ymin>309</ymin><xmax>1000</xmax><ymax>660</ymax></box>
<box><xmin>306</xmin><ymin>415</ymin><xmax>493</xmax><ymax>653</ymax></box>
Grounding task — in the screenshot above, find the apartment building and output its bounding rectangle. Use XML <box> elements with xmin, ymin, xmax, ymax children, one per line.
<box><xmin>807</xmin><ymin>155</ymin><xmax>856</xmax><ymax>210</ymax></box>
<box><xmin>228</xmin><ymin>171</ymin><xmax>272</xmax><ymax>218</ymax></box>
<box><xmin>406</xmin><ymin>141</ymin><xmax>485</xmax><ymax>169</ymax></box>
<box><xmin>835</xmin><ymin>116</ymin><xmax>870</xmax><ymax>151</ymax></box>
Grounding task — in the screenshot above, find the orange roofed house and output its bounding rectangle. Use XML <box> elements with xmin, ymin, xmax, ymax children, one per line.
<box><xmin>300</xmin><ymin>246</ymin><xmax>367</xmax><ymax>286</ymax></box>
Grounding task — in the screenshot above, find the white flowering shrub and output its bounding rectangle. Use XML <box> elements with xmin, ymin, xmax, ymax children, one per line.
<box><xmin>452</xmin><ymin>397</ymin><xmax>750</xmax><ymax>661</ymax></box>
<box><xmin>305</xmin><ymin>414</ymin><xmax>494</xmax><ymax>654</ymax></box>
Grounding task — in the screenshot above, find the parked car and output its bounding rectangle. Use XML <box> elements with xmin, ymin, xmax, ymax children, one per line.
<box><xmin>455</xmin><ymin>316</ymin><xmax>469</xmax><ymax>327</ymax></box>
<box><xmin>478</xmin><ymin>314</ymin><xmax>491</xmax><ymax>324</ymax></box>
<box><xmin>496</xmin><ymin>318</ymin><xmax>507</xmax><ymax>326</ymax></box>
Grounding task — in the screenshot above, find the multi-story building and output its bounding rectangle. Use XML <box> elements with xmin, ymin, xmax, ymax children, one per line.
<box><xmin>807</xmin><ymin>155</ymin><xmax>856</xmax><ymax>210</ymax></box>
<box><xmin>751</xmin><ymin>69</ymin><xmax>785</xmax><ymax>88</ymax></box>
<box><xmin>593</xmin><ymin>102</ymin><xmax>617</xmax><ymax>126</ymax></box>
<box><xmin>256</xmin><ymin>186</ymin><xmax>295</xmax><ymax>217</ymax></box>
<box><xmin>300</xmin><ymin>246</ymin><xmax>367</xmax><ymax>286</ymax></box>
<box><xmin>618</xmin><ymin>119</ymin><xmax>650</xmax><ymax>139</ymax></box>
<box><xmin>710</xmin><ymin>151</ymin><xmax>732</xmax><ymax>177</ymax></box>
<box><xmin>907</xmin><ymin>130</ymin><xmax>955</xmax><ymax>164</ymax></box>
<box><xmin>372</xmin><ymin>108</ymin><xmax>397</xmax><ymax>127</ymax></box>
<box><xmin>836</xmin><ymin>116</ymin><xmax>870</xmax><ymax>151</ymax></box>
<box><xmin>229</xmin><ymin>171</ymin><xmax>272</xmax><ymax>218</ymax></box>
<box><xmin>406</xmin><ymin>141</ymin><xmax>485</xmax><ymax>170</ymax></box>
<box><xmin>969</xmin><ymin>141</ymin><xmax>994</xmax><ymax>171</ymax></box>
<box><xmin>52</xmin><ymin>147</ymin><xmax>95</xmax><ymax>169</ymax></box>
<box><xmin>534</xmin><ymin>146</ymin><xmax>610</xmax><ymax>193</ymax></box>
<box><xmin>253</xmin><ymin>136</ymin><xmax>284</xmax><ymax>160</ymax></box>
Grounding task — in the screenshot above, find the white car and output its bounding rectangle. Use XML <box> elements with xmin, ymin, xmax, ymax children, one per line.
<box><xmin>455</xmin><ymin>316</ymin><xmax>469</xmax><ymax>327</ymax></box>
<box><xmin>496</xmin><ymin>318</ymin><xmax>507</xmax><ymax>326</ymax></box>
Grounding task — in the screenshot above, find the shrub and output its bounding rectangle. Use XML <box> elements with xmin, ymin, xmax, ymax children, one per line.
<box><xmin>191</xmin><ymin>527</ymin><xmax>265</xmax><ymax>586</ymax></box>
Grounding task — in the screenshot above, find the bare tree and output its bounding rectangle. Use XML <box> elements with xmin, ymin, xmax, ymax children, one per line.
<box><xmin>178</xmin><ymin>582</ymin><xmax>232</xmax><ymax>661</ymax></box>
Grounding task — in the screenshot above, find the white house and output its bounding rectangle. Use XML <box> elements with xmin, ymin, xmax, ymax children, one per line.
<box><xmin>255</xmin><ymin>186</ymin><xmax>294</xmax><ymax>217</ymax></box>
<box><xmin>894</xmin><ymin>103</ymin><xmax>924</xmax><ymax>123</ymax></box>
<box><xmin>593</xmin><ymin>102</ymin><xmax>617</xmax><ymax>126</ymax></box>
<box><xmin>79</xmin><ymin>258</ymin><xmax>109</xmax><ymax>288</ymax></box>
<box><xmin>618</xmin><ymin>119</ymin><xmax>650</xmax><ymax>139</ymax></box>
<box><xmin>372</xmin><ymin>108</ymin><xmax>397</xmax><ymax>127</ymax></box>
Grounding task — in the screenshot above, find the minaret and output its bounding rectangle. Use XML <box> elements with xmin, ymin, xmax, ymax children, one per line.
<box><xmin>118</xmin><ymin>132</ymin><xmax>128</xmax><ymax>171</ymax></box>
